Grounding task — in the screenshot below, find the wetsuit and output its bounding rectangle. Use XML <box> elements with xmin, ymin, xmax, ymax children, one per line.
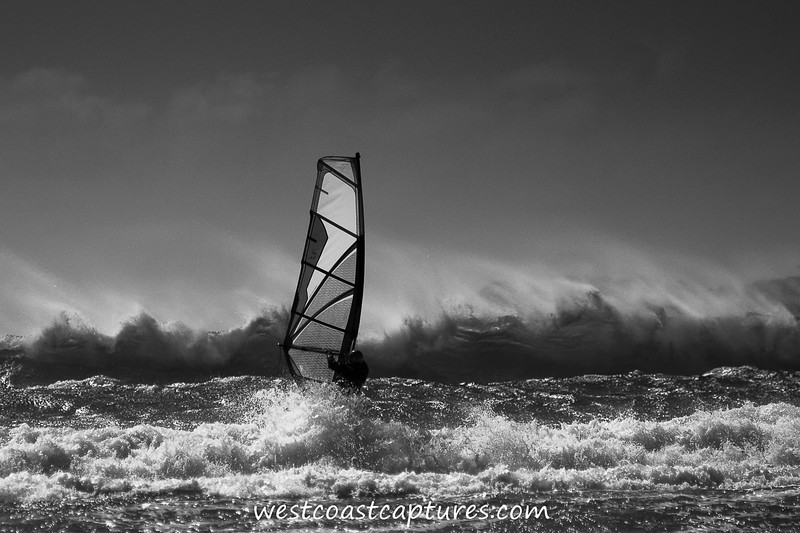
<box><xmin>327</xmin><ymin>357</ymin><xmax>369</xmax><ymax>391</ymax></box>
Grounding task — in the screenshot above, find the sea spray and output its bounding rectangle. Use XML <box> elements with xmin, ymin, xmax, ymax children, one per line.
<box><xmin>5</xmin><ymin>377</ymin><xmax>800</xmax><ymax>505</ymax></box>
<box><xmin>5</xmin><ymin>268</ymin><xmax>800</xmax><ymax>382</ymax></box>
<box><xmin>13</xmin><ymin>310</ymin><xmax>286</xmax><ymax>383</ymax></box>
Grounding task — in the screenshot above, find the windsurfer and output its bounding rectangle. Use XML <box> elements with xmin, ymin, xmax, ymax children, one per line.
<box><xmin>327</xmin><ymin>350</ymin><xmax>369</xmax><ymax>391</ymax></box>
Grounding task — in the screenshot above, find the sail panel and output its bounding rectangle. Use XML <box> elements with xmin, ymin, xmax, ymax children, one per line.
<box><xmin>318</xmin><ymin>171</ymin><xmax>358</xmax><ymax>234</ymax></box>
<box><xmin>305</xmin><ymin>275</ymin><xmax>354</xmax><ymax>318</ymax></box>
<box><xmin>306</xmin><ymin>221</ymin><xmax>356</xmax><ymax>299</ymax></box>
<box><xmin>293</xmin><ymin>304</ymin><xmax>349</xmax><ymax>348</ymax></box>
<box><xmin>287</xmin><ymin>348</ymin><xmax>335</xmax><ymax>382</ymax></box>
<box><xmin>331</xmin><ymin>249</ymin><xmax>357</xmax><ymax>282</ymax></box>
<box><xmin>313</xmin><ymin>296</ymin><xmax>353</xmax><ymax>330</ymax></box>
<box><xmin>283</xmin><ymin>154</ymin><xmax>364</xmax><ymax>382</ymax></box>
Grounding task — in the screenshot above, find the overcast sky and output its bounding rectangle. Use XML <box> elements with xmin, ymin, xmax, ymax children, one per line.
<box><xmin>1</xmin><ymin>1</ymin><xmax>798</xmax><ymax>335</ymax></box>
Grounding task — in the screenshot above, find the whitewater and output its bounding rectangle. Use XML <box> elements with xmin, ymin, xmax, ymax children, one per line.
<box><xmin>1</xmin><ymin>270</ymin><xmax>800</xmax><ymax>531</ymax></box>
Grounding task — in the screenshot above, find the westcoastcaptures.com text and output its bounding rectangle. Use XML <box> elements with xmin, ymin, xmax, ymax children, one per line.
<box><xmin>253</xmin><ymin>500</ymin><xmax>551</xmax><ymax>526</ymax></box>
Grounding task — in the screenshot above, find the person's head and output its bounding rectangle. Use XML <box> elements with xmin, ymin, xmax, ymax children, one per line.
<box><xmin>350</xmin><ymin>350</ymin><xmax>364</xmax><ymax>362</ymax></box>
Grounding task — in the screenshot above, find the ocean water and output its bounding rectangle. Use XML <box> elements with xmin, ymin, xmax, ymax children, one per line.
<box><xmin>2</xmin><ymin>293</ymin><xmax>800</xmax><ymax>532</ymax></box>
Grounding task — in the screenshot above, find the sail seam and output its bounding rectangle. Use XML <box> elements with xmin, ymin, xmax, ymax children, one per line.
<box><xmin>319</xmin><ymin>161</ymin><xmax>358</xmax><ymax>187</ymax></box>
<box><xmin>295</xmin><ymin>288</ymin><xmax>354</xmax><ymax>331</ymax></box>
<box><xmin>300</xmin><ymin>260</ymin><xmax>356</xmax><ymax>287</ymax></box>
<box><xmin>315</xmin><ymin>213</ymin><xmax>358</xmax><ymax>238</ymax></box>
<box><xmin>291</xmin><ymin>311</ymin><xmax>348</xmax><ymax>334</ymax></box>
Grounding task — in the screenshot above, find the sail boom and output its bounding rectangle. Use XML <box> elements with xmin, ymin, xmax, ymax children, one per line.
<box><xmin>284</xmin><ymin>344</ymin><xmax>340</xmax><ymax>355</ymax></box>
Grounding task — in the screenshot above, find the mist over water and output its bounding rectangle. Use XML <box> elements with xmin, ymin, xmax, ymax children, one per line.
<box><xmin>1</xmin><ymin>237</ymin><xmax>798</xmax><ymax>383</ymax></box>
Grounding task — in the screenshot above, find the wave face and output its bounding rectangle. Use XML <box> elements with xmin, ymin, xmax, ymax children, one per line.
<box><xmin>3</xmin><ymin>311</ymin><xmax>287</xmax><ymax>385</ymax></box>
<box><xmin>3</xmin><ymin>275</ymin><xmax>799</xmax><ymax>384</ymax></box>
<box><xmin>2</xmin><ymin>371</ymin><xmax>800</xmax><ymax>530</ymax></box>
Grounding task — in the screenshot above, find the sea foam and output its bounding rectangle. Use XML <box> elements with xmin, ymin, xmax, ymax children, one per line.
<box><xmin>3</xmin><ymin>383</ymin><xmax>800</xmax><ymax>503</ymax></box>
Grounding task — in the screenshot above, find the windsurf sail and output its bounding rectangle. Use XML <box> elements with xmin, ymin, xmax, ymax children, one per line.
<box><xmin>282</xmin><ymin>153</ymin><xmax>365</xmax><ymax>382</ymax></box>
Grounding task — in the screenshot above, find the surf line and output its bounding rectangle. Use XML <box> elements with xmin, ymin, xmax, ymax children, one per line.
<box><xmin>252</xmin><ymin>500</ymin><xmax>552</xmax><ymax>525</ymax></box>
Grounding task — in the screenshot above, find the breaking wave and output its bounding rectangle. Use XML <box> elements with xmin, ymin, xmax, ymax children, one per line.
<box><xmin>2</xmin><ymin>276</ymin><xmax>799</xmax><ymax>384</ymax></box>
<box><xmin>2</xmin><ymin>383</ymin><xmax>800</xmax><ymax>503</ymax></box>
<box><xmin>1</xmin><ymin>310</ymin><xmax>286</xmax><ymax>384</ymax></box>
<box><xmin>365</xmin><ymin>290</ymin><xmax>800</xmax><ymax>381</ymax></box>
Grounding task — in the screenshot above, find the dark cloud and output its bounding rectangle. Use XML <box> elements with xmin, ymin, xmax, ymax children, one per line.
<box><xmin>1</xmin><ymin>2</ymin><xmax>798</xmax><ymax>335</ymax></box>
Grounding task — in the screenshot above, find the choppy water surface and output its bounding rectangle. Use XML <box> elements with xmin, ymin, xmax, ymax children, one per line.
<box><xmin>2</xmin><ymin>362</ymin><xmax>800</xmax><ymax>531</ymax></box>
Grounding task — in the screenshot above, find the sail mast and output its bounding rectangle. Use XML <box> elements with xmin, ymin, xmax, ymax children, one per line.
<box><xmin>342</xmin><ymin>152</ymin><xmax>364</xmax><ymax>353</ymax></box>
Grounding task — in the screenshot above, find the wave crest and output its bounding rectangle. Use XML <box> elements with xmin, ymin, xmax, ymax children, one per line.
<box><xmin>6</xmin><ymin>276</ymin><xmax>800</xmax><ymax>383</ymax></box>
<box><xmin>13</xmin><ymin>310</ymin><xmax>286</xmax><ymax>383</ymax></box>
<box><xmin>365</xmin><ymin>284</ymin><xmax>800</xmax><ymax>381</ymax></box>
